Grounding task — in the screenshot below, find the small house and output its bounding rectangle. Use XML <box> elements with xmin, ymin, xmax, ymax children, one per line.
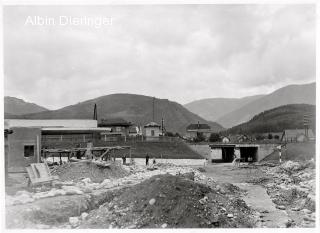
<box><xmin>144</xmin><ymin>122</ymin><xmax>161</xmax><ymax>141</ymax></box>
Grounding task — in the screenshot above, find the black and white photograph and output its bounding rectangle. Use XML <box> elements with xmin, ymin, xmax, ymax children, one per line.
<box><xmin>2</xmin><ymin>0</ymin><xmax>318</xmax><ymax>230</ymax></box>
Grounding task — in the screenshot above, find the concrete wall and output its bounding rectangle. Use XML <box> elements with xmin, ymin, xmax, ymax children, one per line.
<box><xmin>8</xmin><ymin>127</ymin><xmax>42</xmax><ymax>172</ymax></box>
<box><xmin>257</xmin><ymin>143</ymin><xmax>278</xmax><ymax>161</ymax></box>
<box><xmin>5</xmin><ymin>119</ymin><xmax>97</xmax><ymax>128</ymax></box>
<box><xmin>187</xmin><ymin>144</ymin><xmax>210</xmax><ymax>159</ymax></box>
<box><xmin>189</xmin><ymin>143</ymin><xmax>279</xmax><ymax>162</ymax></box>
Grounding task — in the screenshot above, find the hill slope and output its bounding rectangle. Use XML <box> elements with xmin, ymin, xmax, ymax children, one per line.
<box><xmin>224</xmin><ymin>104</ymin><xmax>315</xmax><ymax>135</ymax></box>
<box><xmin>217</xmin><ymin>82</ymin><xmax>316</xmax><ymax>128</ymax></box>
<box><xmin>15</xmin><ymin>94</ymin><xmax>223</xmax><ymax>134</ymax></box>
<box><xmin>4</xmin><ymin>96</ymin><xmax>48</xmax><ymax>115</ymax></box>
<box><xmin>184</xmin><ymin>95</ymin><xmax>264</xmax><ymax>121</ymax></box>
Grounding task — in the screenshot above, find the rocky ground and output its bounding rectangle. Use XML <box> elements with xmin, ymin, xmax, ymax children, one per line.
<box><xmin>5</xmin><ymin>159</ymin><xmax>317</xmax><ymax>229</ymax></box>
<box><xmin>261</xmin><ymin>160</ymin><xmax>316</xmax><ymax>227</ymax></box>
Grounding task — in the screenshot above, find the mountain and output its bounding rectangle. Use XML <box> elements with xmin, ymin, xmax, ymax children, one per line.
<box><xmin>14</xmin><ymin>94</ymin><xmax>224</xmax><ymax>134</ymax></box>
<box><xmin>184</xmin><ymin>95</ymin><xmax>264</xmax><ymax>122</ymax></box>
<box><xmin>216</xmin><ymin>82</ymin><xmax>316</xmax><ymax>128</ymax></box>
<box><xmin>223</xmin><ymin>104</ymin><xmax>316</xmax><ymax>135</ymax></box>
<box><xmin>4</xmin><ymin>96</ymin><xmax>48</xmax><ymax>115</ymax></box>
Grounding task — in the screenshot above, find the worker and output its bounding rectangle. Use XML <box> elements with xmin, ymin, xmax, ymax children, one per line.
<box><xmin>146</xmin><ymin>154</ymin><xmax>150</xmax><ymax>166</ymax></box>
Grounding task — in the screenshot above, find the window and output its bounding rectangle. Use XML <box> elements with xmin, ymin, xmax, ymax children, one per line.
<box><xmin>151</xmin><ymin>130</ymin><xmax>155</xmax><ymax>136</ymax></box>
<box><xmin>24</xmin><ymin>145</ymin><xmax>35</xmax><ymax>157</ymax></box>
<box><xmin>116</xmin><ymin>127</ymin><xmax>122</xmax><ymax>132</ymax></box>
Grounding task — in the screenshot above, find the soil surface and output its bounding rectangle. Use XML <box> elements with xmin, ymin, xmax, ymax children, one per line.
<box><xmin>79</xmin><ymin>174</ymin><xmax>255</xmax><ymax>228</ymax></box>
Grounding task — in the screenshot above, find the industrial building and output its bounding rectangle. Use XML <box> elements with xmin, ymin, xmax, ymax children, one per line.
<box><xmin>4</xmin><ymin>119</ymin><xmax>111</xmax><ymax>172</ymax></box>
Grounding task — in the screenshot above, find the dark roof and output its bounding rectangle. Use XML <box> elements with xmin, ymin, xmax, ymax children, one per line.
<box><xmin>186</xmin><ymin>123</ymin><xmax>211</xmax><ymax>130</ymax></box>
<box><xmin>98</xmin><ymin>118</ymin><xmax>132</xmax><ymax>127</ymax></box>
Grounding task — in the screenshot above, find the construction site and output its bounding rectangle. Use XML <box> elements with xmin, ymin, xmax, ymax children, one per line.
<box><xmin>4</xmin><ymin>118</ymin><xmax>316</xmax><ymax>229</ymax></box>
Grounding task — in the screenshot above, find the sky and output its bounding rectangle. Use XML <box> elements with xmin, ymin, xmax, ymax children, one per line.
<box><xmin>3</xmin><ymin>4</ymin><xmax>316</xmax><ymax>110</ymax></box>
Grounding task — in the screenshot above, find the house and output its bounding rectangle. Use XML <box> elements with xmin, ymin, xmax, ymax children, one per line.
<box><xmin>128</xmin><ymin>126</ymin><xmax>141</xmax><ymax>137</ymax></box>
<box><xmin>186</xmin><ymin>122</ymin><xmax>212</xmax><ymax>140</ymax></box>
<box><xmin>98</xmin><ymin>118</ymin><xmax>132</xmax><ymax>141</ymax></box>
<box><xmin>281</xmin><ymin>129</ymin><xmax>315</xmax><ymax>142</ymax></box>
<box><xmin>144</xmin><ymin>122</ymin><xmax>161</xmax><ymax>141</ymax></box>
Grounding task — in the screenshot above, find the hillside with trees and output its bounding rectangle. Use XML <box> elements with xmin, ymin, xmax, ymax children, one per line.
<box><xmin>222</xmin><ymin>104</ymin><xmax>315</xmax><ymax>135</ymax></box>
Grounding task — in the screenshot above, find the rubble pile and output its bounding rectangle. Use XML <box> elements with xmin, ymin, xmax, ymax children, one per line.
<box><xmin>262</xmin><ymin>160</ymin><xmax>316</xmax><ymax>227</ymax></box>
<box><xmin>51</xmin><ymin>161</ymin><xmax>130</xmax><ymax>183</ymax></box>
<box><xmin>6</xmin><ymin>163</ymin><xmax>208</xmax><ymax>206</ymax></box>
<box><xmin>78</xmin><ymin>174</ymin><xmax>255</xmax><ymax>229</ymax></box>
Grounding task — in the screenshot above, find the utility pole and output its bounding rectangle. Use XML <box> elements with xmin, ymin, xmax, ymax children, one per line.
<box><xmin>152</xmin><ymin>97</ymin><xmax>155</xmax><ymax>122</ymax></box>
<box><xmin>303</xmin><ymin>114</ymin><xmax>310</xmax><ymax>137</ymax></box>
<box><xmin>93</xmin><ymin>103</ymin><xmax>98</xmax><ymax>120</ymax></box>
<box><xmin>161</xmin><ymin>118</ymin><xmax>164</xmax><ymax>136</ymax></box>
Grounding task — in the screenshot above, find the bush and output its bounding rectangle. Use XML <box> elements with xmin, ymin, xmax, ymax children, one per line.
<box><xmin>255</xmin><ymin>135</ymin><xmax>265</xmax><ymax>140</ymax></box>
<box><xmin>209</xmin><ymin>133</ymin><xmax>220</xmax><ymax>142</ymax></box>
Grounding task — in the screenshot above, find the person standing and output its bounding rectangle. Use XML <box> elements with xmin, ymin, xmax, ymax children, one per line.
<box><xmin>146</xmin><ymin>154</ymin><xmax>150</xmax><ymax>166</ymax></box>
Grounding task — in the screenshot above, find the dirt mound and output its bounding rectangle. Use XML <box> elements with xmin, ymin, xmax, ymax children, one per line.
<box><xmin>79</xmin><ymin>174</ymin><xmax>254</xmax><ymax>228</ymax></box>
<box><xmin>51</xmin><ymin>161</ymin><xmax>130</xmax><ymax>183</ymax></box>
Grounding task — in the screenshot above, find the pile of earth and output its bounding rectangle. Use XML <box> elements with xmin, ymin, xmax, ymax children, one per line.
<box><xmin>79</xmin><ymin>174</ymin><xmax>255</xmax><ymax>229</ymax></box>
<box><xmin>51</xmin><ymin>161</ymin><xmax>130</xmax><ymax>183</ymax></box>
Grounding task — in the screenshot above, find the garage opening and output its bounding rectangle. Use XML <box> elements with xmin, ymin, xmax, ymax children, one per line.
<box><xmin>239</xmin><ymin>147</ymin><xmax>258</xmax><ymax>162</ymax></box>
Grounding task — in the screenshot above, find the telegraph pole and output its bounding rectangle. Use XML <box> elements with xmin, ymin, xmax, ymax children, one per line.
<box><xmin>152</xmin><ymin>97</ymin><xmax>155</xmax><ymax>122</ymax></box>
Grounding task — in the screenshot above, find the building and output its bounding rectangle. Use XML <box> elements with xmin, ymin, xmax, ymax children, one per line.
<box><xmin>128</xmin><ymin>126</ymin><xmax>141</xmax><ymax>137</ymax></box>
<box><xmin>98</xmin><ymin>118</ymin><xmax>132</xmax><ymax>141</ymax></box>
<box><xmin>4</xmin><ymin>119</ymin><xmax>111</xmax><ymax>172</ymax></box>
<box><xmin>281</xmin><ymin>129</ymin><xmax>315</xmax><ymax>142</ymax></box>
<box><xmin>144</xmin><ymin>122</ymin><xmax>161</xmax><ymax>141</ymax></box>
<box><xmin>186</xmin><ymin>122</ymin><xmax>212</xmax><ymax>140</ymax></box>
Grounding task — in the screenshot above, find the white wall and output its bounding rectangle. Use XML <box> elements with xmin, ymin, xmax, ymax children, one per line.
<box><xmin>145</xmin><ymin>127</ymin><xmax>161</xmax><ymax>137</ymax></box>
<box><xmin>5</xmin><ymin>119</ymin><xmax>98</xmax><ymax>128</ymax></box>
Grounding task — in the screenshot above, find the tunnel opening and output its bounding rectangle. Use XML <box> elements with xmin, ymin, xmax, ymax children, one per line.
<box><xmin>239</xmin><ymin>147</ymin><xmax>258</xmax><ymax>162</ymax></box>
<box><xmin>221</xmin><ymin>147</ymin><xmax>235</xmax><ymax>162</ymax></box>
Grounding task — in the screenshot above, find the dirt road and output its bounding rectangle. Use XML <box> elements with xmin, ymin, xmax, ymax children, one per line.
<box><xmin>204</xmin><ymin>163</ymin><xmax>290</xmax><ymax>228</ymax></box>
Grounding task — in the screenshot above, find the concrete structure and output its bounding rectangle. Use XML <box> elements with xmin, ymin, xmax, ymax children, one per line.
<box><xmin>281</xmin><ymin>129</ymin><xmax>315</xmax><ymax>142</ymax></box>
<box><xmin>144</xmin><ymin>122</ymin><xmax>161</xmax><ymax>141</ymax></box>
<box><xmin>209</xmin><ymin>143</ymin><xmax>279</xmax><ymax>163</ymax></box>
<box><xmin>186</xmin><ymin>122</ymin><xmax>212</xmax><ymax>140</ymax></box>
<box><xmin>7</xmin><ymin>127</ymin><xmax>41</xmax><ymax>172</ymax></box>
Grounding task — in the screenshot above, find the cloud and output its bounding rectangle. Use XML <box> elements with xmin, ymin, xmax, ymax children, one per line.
<box><xmin>3</xmin><ymin>4</ymin><xmax>315</xmax><ymax>109</ymax></box>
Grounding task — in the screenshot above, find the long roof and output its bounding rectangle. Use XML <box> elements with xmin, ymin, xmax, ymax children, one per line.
<box><xmin>283</xmin><ymin>129</ymin><xmax>314</xmax><ymax>138</ymax></box>
<box><xmin>5</xmin><ymin>119</ymin><xmax>98</xmax><ymax>128</ymax></box>
<box><xmin>186</xmin><ymin>123</ymin><xmax>211</xmax><ymax>130</ymax></box>
<box><xmin>99</xmin><ymin>118</ymin><xmax>132</xmax><ymax>127</ymax></box>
